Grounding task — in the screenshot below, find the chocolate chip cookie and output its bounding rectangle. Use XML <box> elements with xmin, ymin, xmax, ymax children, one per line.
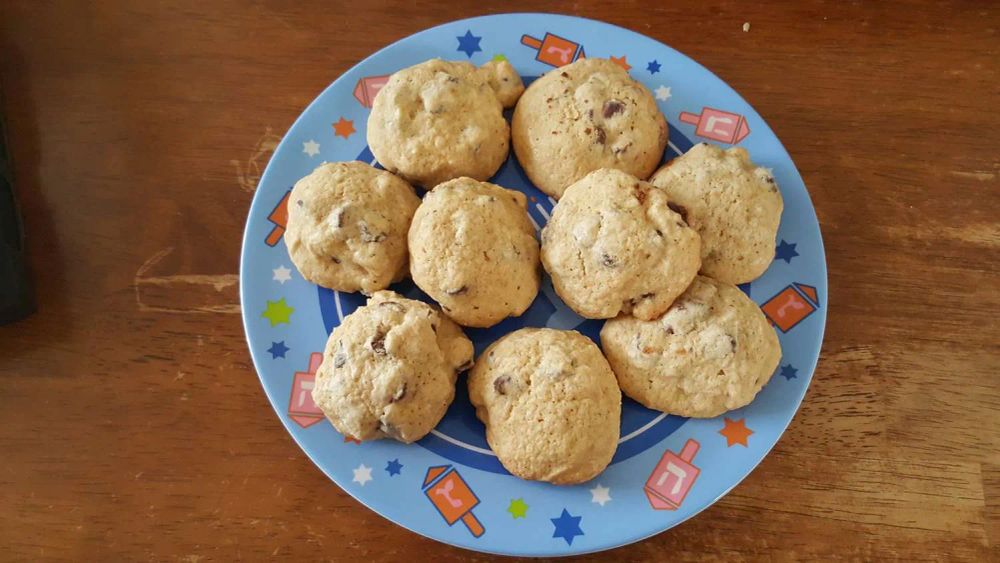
<box><xmin>540</xmin><ymin>168</ymin><xmax>701</xmax><ymax>320</ymax></box>
<box><xmin>600</xmin><ymin>276</ymin><xmax>781</xmax><ymax>418</ymax></box>
<box><xmin>408</xmin><ymin>177</ymin><xmax>540</xmax><ymax>328</ymax></box>
<box><xmin>512</xmin><ymin>57</ymin><xmax>668</xmax><ymax>198</ymax></box>
<box><xmin>311</xmin><ymin>290</ymin><xmax>474</xmax><ymax>443</ymax></box>
<box><xmin>649</xmin><ymin>143</ymin><xmax>784</xmax><ymax>284</ymax></box>
<box><xmin>367</xmin><ymin>59</ymin><xmax>524</xmax><ymax>189</ymax></box>
<box><xmin>467</xmin><ymin>328</ymin><xmax>621</xmax><ymax>484</ymax></box>
<box><xmin>285</xmin><ymin>161</ymin><xmax>421</xmax><ymax>294</ymax></box>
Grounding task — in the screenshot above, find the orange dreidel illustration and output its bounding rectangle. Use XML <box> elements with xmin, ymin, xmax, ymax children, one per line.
<box><xmin>422</xmin><ymin>465</ymin><xmax>485</xmax><ymax>538</ymax></box>
<box><xmin>761</xmin><ymin>282</ymin><xmax>820</xmax><ymax>333</ymax></box>
<box><xmin>644</xmin><ymin>439</ymin><xmax>701</xmax><ymax>510</ymax></box>
<box><xmin>353</xmin><ymin>74</ymin><xmax>390</xmax><ymax>108</ymax></box>
<box><xmin>678</xmin><ymin>107</ymin><xmax>751</xmax><ymax>144</ymax></box>
<box><xmin>288</xmin><ymin>352</ymin><xmax>325</xmax><ymax>428</ymax></box>
<box><xmin>520</xmin><ymin>32</ymin><xmax>585</xmax><ymax>67</ymax></box>
<box><xmin>265</xmin><ymin>189</ymin><xmax>292</xmax><ymax>247</ymax></box>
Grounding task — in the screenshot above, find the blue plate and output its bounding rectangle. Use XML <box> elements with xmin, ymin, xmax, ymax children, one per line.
<box><xmin>240</xmin><ymin>13</ymin><xmax>826</xmax><ymax>556</ymax></box>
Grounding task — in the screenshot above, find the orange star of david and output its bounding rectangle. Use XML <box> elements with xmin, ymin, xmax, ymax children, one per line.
<box><xmin>719</xmin><ymin>417</ymin><xmax>753</xmax><ymax>447</ymax></box>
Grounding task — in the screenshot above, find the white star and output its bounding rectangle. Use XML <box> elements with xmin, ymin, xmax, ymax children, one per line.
<box><xmin>302</xmin><ymin>140</ymin><xmax>320</xmax><ymax>157</ymax></box>
<box><xmin>655</xmin><ymin>85</ymin><xmax>672</xmax><ymax>102</ymax></box>
<box><xmin>272</xmin><ymin>265</ymin><xmax>292</xmax><ymax>284</ymax></box>
<box><xmin>352</xmin><ymin>464</ymin><xmax>373</xmax><ymax>486</ymax></box>
<box><xmin>590</xmin><ymin>484</ymin><xmax>612</xmax><ymax>506</ymax></box>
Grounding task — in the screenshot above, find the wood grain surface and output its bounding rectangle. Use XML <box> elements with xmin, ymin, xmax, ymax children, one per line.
<box><xmin>1</xmin><ymin>1</ymin><xmax>997</xmax><ymax>560</ymax></box>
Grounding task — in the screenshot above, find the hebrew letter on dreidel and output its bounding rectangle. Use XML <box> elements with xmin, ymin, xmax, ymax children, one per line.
<box><xmin>659</xmin><ymin>462</ymin><xmax>688</xmax><ymax>495</ymax></box>
<box><xmin>705</xmin><ymin>115</ymin><xmax>733</xmax><ymax>135</ymax></box>
<box><xmin>776</xmin><ymin>294</ymin><xmax>806</xmax><ymax>318</ymax></box>
<box><xmin>546</xmin><ymin>45</ymin><xmax>573</xmax><ymax>64</ymax></box>
<box><xmin>422</xmin><ymin>465</ymin><xmax>485</xmax><ymax>538</ymax></box>
<box><xmin>644</xmin><ymin>439</ymin><xmax>701</xmax><ymax>510</ymax></box>
<box><xmin>435</xmin><ymin>478</ymin><xmax>463</xmax><ymax>508</ymax></box>
<box><xmin>520</xmin><ymin>32</ymin><xmax>584</xmax><ymax>67</ymax></box>
<box><xmin>762</xmin><ymin>284</ymin><xmax>819</xmax><ymax>332</ymax></box>
<box><xmin>287</xmin><ymin>352</ymin><xmax>325</xmax><ymax>428</ymax></box>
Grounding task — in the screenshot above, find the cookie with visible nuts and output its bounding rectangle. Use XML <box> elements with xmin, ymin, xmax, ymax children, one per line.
<box><xmin>467</xmin><ymin>328</ymin><xmax>621</xmax><ymax>484</ymax></box>
<box><xmin>600</xmin><ymin>276</ymin><xmax>781</xmax><ymax>418</ymax></box>
<box><xmin>311</xmin><ymin>290</ymin><xmax>474</xmax><ymax>443</ymax></box>
<box><xmin>367</xmin><ymin>59</ymin><xmax>525</xmax><ymax>189</ymax></box>
<box><xmin>408</xmin><ymin>177</ymin><xmax>540</xmax><ymax>328</ymax></box>
<box><xmin>540</xmin><ymin>168</ymin><xmax>701</xmax><ymax>320</ymax></box>
<box><xmin>512</xmin><ymin>57</ymin><xmax>668</xmax><ymax>198</ymax></box>
<box><xmin>649</xmin><ymin>143</ymin><xmax>784</xmax><ymax>284</ymax></box>
<box><xmin>285</xmin><ymin>161</ymin><xmax>421</xmax><ymax>294</ymax></box>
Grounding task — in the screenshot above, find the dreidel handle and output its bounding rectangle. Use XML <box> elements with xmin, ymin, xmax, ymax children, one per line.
<box><xmin>679</xmin><ymin>439</ymin><xmax>700</xmax><ymax>462</ymax></box>
<box><xmin>521</xmin><ymin>34</ymin><xmax>543</xmax><ymax>49</ymax></box>
<box><xmin>461</xmin><ymin>512</ymin><xmax>485</xmax><ymax>537</ymax></box>
<box><xmin>678</xmin><ymin>111</ymin><xmax>700</xmax><ymax>126</ymax></box>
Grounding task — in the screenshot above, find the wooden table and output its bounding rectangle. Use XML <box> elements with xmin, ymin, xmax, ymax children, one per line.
<box><xmin>1</xmin><ymin>1</ymin><xmax>997</xmax><ymax>560</ymax></box>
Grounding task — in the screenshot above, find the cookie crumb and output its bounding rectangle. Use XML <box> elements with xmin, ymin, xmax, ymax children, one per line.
<box><xmin>742</xmin><ymin>22</ymin><xmax>751</xmax><ymax>32</ymax></box>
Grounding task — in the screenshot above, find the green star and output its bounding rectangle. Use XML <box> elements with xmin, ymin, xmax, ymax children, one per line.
<box><xmin>507</xmin><ymin>498</ymin><xmax>528</xmax><ymax>519</ymax></box>
<box><xmin>262</xmin><ymin>298</ymin><xmax>294</xmax><ymax>326</ymax></box>
<box><xmin>492</xmin><ymin>53</ymin><xmax>508</xmax><ymax>62</ymax></box>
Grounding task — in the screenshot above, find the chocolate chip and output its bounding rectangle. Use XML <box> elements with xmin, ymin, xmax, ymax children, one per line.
<box><xmin>482</xmin><ymin>250</ymin><xmax>491</xmax><ymax>262</ymax></box>
<box><xmin>560</xmin><ymin>71</ymin><xmax>569</xmax><ymax>78</ymax></box>
<box><xmin>296</xmin><ymin>199</ymin><xmax>304</xmax><ymax>207</ymax></box>
<box><xmin>655</xmin><ymin>229</ymin><xmax>663</xmax><ymax>237</ymax></box>
<box><xmin>664</xmin><ymin>326</ymin><xmax>675</xmax><ymax>335</ymax></box>
<box><xmin>729</xmin><ymin>336</ymin><xmax>737</xmax><ymax>352</ymax></box>
<box><xmin>667</xmin><ymin>202</ymin><xmax>689</xmax><ymax>223</ymax></box>
<box><xmin>331</xmin><ymin>256</ymin><xmax>341</xmax><ymax>264</ymax></box>
<box><xmin>587</xmin><ymin>109</ymin><xmax>594</xmax><ymax>120</ymax></box>
<box><xmin>584</xmin><ymin>127</ymin><xmax>592</xmax><ymax>135</ymax></box>
<box><xmin>766</xmin><ymin>176</ymin><xmax>775</xmax><ymax>184</ymax></box>
<box><xmin>594</xmin><ymin>126</ymin><xmax>606</xmax><ymax>145</ymax></box>
<box><xmin>390</xmin><ymin>383</ymin><xmax>407</xmax><ymax>403</ymax></box>
<box><xmin>333</xmin><ymin>353</ymin><xmax>346</xmax><ymax>368</ymax></box>
<box><xmin>370</xmin><ymin>329</ymin><xmax>387</xmax><ymax>355</ymax></box>
<box><xmin>493</xmin><ymin>374</ymin><xmax>511</xmax><ymax>395</ymax></box>
<box><xmin>633</xmin><ymin>183</ymin><xmax>647</xmax><ymax>204</ymax></box>
<box><xmin>359</xmin><ymin>223</ymin><xmax>386</xmax><ymax>243</ymax></box>
<box><xmin>602</xmin><ymin>99</ymin><xmax>625</xmax><ymax>118</ymax></box>
<box><xmin>601</xmin><ymin>253</ymin><xmax>616</xmax><ymax>267</ymax></box>
<box><xmin>446</xmin><ymin>286</ymin><xmax>468</xmax><ymax>296</ymax></box>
